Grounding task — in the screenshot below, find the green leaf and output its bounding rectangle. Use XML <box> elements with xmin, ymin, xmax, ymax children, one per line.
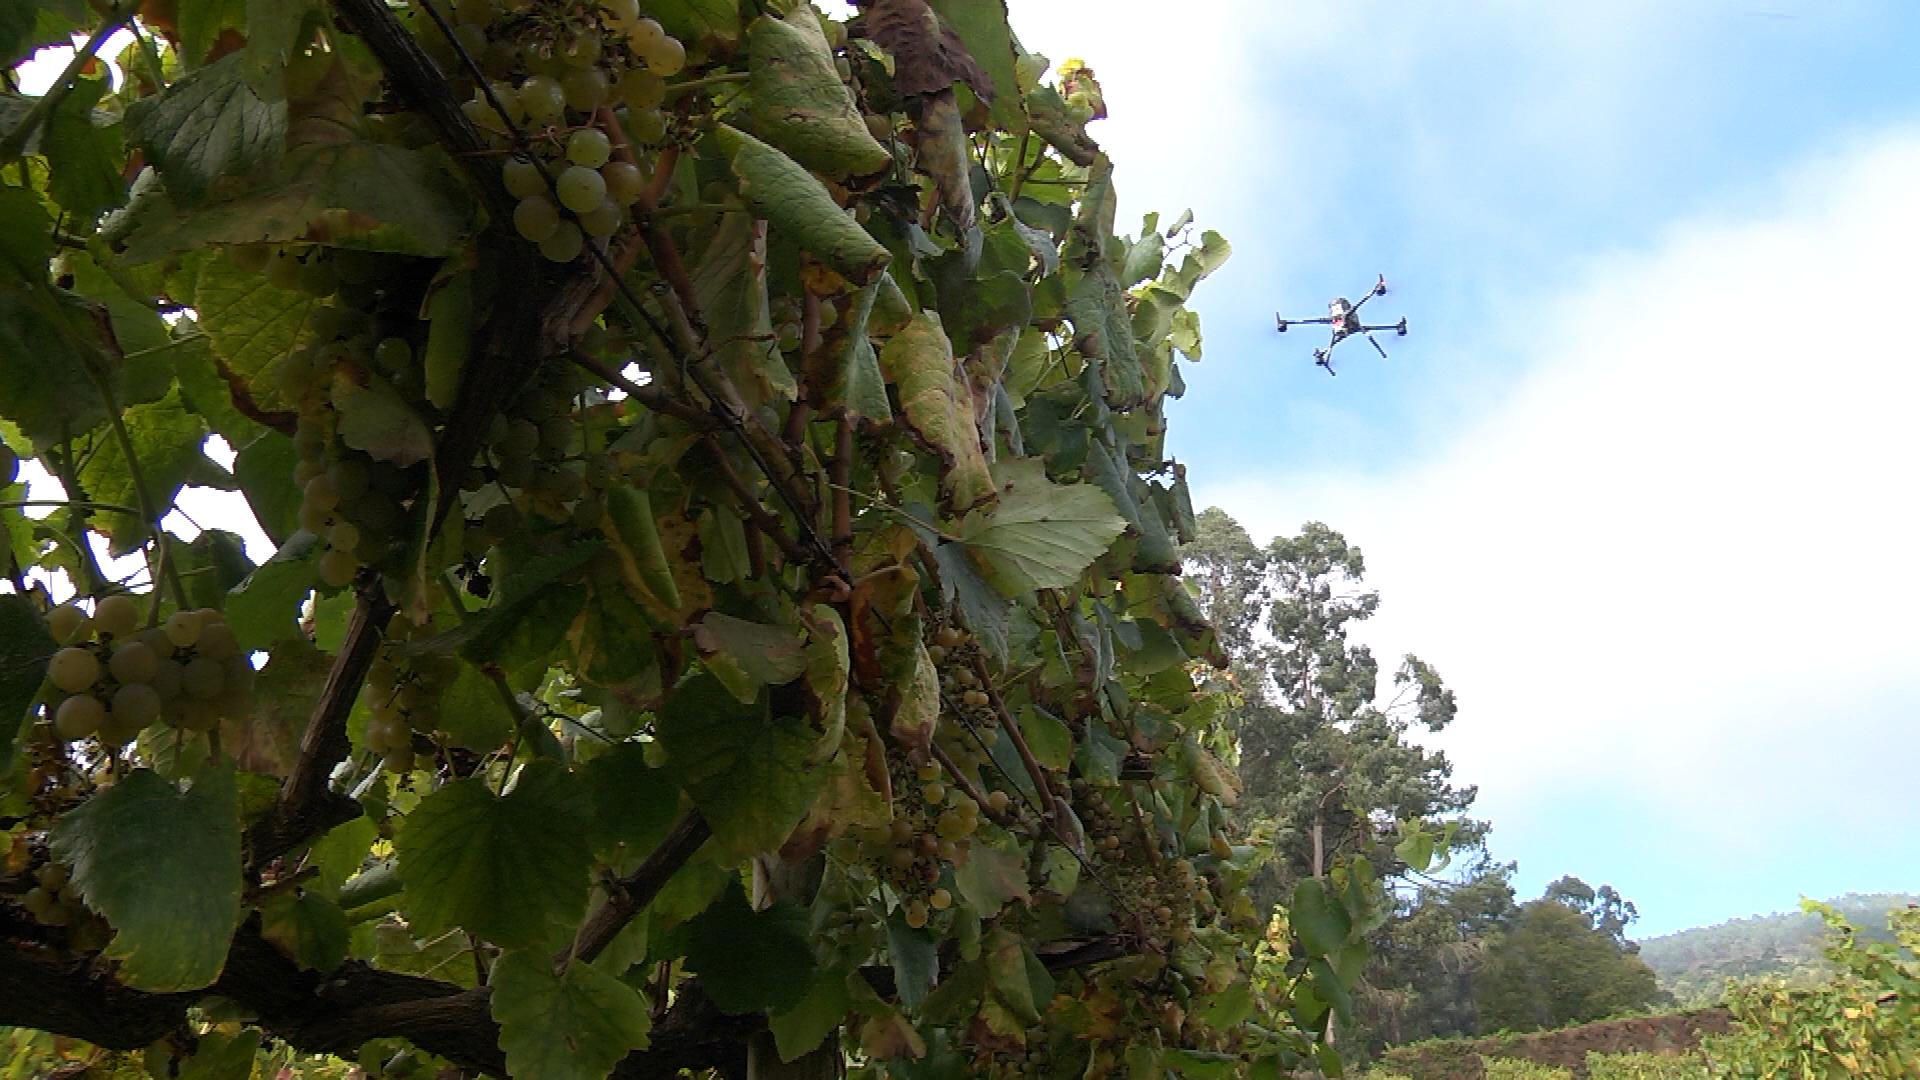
<box><xmin>169</xmin><ymin>332</ymin><xmax>265</xmax><ymax>444</ymax></box>
<box><xmin>656</xmin><ymin>673</ymin><xmax>827</xmax><ymax>863</ymax></box>
<box><xmin>878</xmin><ymin>313</ymin><xmax>994</xmax><ymax>510</ymax></box>
<box><xmin>242</xmin><ymin>0</ymin><xmax>320</xmax><ymax>99</ymax></box>
<box><xmin>223</xmin><ymin>531</ymin><xmax>317</xmax><ymax>651</ymax></box>
<box><xmin>176</xmin><ymin>0</ymin><xmax>248</xmax><ymax>67</ymax></box>
<box><xmin>1019</xmin><ymin>705</ymin><xmax>1073</xmax><ymax>771</ymax></box>
<box><xmin>983</xmin><ymin>927</ymin><xmax>1042</xmax><ymax>1023</ymax></box>
<box><xmin>926</xmin><ymin>0</ymin><xmax>1022</xmax><ymax>129</ymax></box>
<box><xmin>329</xmin><ymin>371</ymin><xmax>432</xmax><ymax>468</ymax></box>
<box><xmin>953</xmin><ymin>833</ymin><xmax>1031</xmax><ymax>917</ymax></box>
<box><xmin>171</xmin><ymin>1029</ymin><xmax>261</xmax><ymax>1080</ymax></box>
<box><xmin>0</xmin><ymin>182</ymin><xmax>54</xmax><ymax>276</ymax></box>
<box><xmin>769</xmin><ymin>969</ymin><xmax>853</xmax><ymax>1063</ymax></box>
<box><xmin>1191</xmin><ymin>979</ymin><xmax>1254</xmax><ymax>1030</ymax></box>
<box><xmin>886</xmin><ymin>907</ymin><xmax>939</xmax><ymax>1010</ymax></box>
<box><xmin>259</xmin><ymin>889</ymin><xmax>349</xmax><ymax>972</ymax></box>
<box><xmin>820</xmin><ymin>280</ymin><xmax>891</xmax><ymax>422</ymax></box>
<box><xmin>684</xmin><ymin>885</ymin><xmax>815</xmax><ymax>1015</ymax></box>
<box><xmin>957</xmin><ymin>457</ymin><xmax>1126</xmax><ymax>594</ymax></box>
<box><xmin>747</xmin><ymin>6</ymin><xmax>890</xmax><ymax>179</ymax></box>
<box><xmin>394</xmin><ymin>759</ymin><xmax>593</xmax><ymax>950</ymax></box>
<box><xmin>693</xmin><ymin>611</ymin><xmax>808</xmax><ymax>702</ymax></box>
<box><xmin>124</xmin><ymin>51</ymin><xmax>285</xmax><ymax>205</ymax></box>
<box><xmin>49</xmin><ymin>766</ymin><xmax>242</xmax><ymax>990</ymax></box>
<box><xmin>0</xmin><ymin>594</ymin><xmax>55</xmax><ymax>775</ymax></box>
<box><xmin>45</xmin><ymin>78</ymin><xmax>125</xmax><ymax>220</ymax></box>
<box><xmin>0</xmin><ymin>279</ymin><xmax>117</xmax><ymax>443</ymax></box>
<box><xmin>580</xmin><ymin>741</ymin><xmax>677</xmax><ymax>859</ymax></box>
<box><xmin>710</xmin><ymin>124</ymin><xmax>890</xmax><ymax>285</ymax></box>
<box><xmin>689</xmin><ymin>213</ymin><xmax>790</xmax><ymax>409</ymax></box>
<box><xmin>491</xmin><ymin>950</ymin><xmax>652</xmax><ymax>1080</ymax></box>
<box><xmin>1290</xmin><ymin>878</ymin><xmax>1352</xmax><ymax>959</ymax></box>
<box><xmin>79</xmin><ymin>388</ymin><xmax>210</xmax><ymax>555</ymax></box>
<box><xmin>652</xmin><ymin>0</ymin><xmax>740</xmax><ymax>47</ymax></box>
<box><xmin>191</xmin><ymin>254</ymin><xmax>320</xmax><ymax>414</ymax></box>
<box><xmin>428</xmin><ymin>660</ymin><xmax>513</xmax><ymax>751</ymax></box>
<box><xmin>928</xmin><ymin>538</ymin><xmax>1011</xmax><ymax>664</ymax></box>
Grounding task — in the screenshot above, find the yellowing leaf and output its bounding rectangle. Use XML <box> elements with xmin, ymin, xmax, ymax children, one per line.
<box><xmin>877</xmin><ymin>313</ymin><xmax>993</xmax><ymax>510</ymax></box>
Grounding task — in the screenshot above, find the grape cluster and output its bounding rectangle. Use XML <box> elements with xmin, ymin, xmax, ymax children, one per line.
<box><xmin>42</xmin><ymin>598</ymin><xmax>253</xmax><ymax>745</ymax></box>
<box><xmin>847</xmin><ymin>747</ymin><xmax>988</xmax><ymax>930</ymax></box>
<box><xmin>427</xmin><ymin>0</ymin><xmax>688</xmax><ymax>263</ymax></box>
<box><xmin>361</xmin><ymin>615</ymin><xmax>462</xmax><ymax>772</ymax></box>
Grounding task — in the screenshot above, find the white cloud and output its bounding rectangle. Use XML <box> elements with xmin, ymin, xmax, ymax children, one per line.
<box><xmin>1193</xmin><ymin>127</ymin><xmax>1920</xmax><ymax>845</ymax></box>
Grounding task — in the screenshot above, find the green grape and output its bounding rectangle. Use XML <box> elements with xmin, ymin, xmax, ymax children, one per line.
<box><xmin>151</xmin><ymin>659</ymin><xmax>184</xmax><ymax>701</ymax></box>
<box><xmin>642</xmin><ymin>34</ymin><xmax>686</xmax><ymax>77</ymax></box>
<box><xmin>463</xmin><ymin>95</ymin><xmax>509</xmax><ymax>134</ymax></box>
<box><xmin>351</xmin><ymin>491</ymin><xmax>403</xmax><ymax>534</ymax></box>
<box><xmin>93</xmin><ymin>593</ymin><xmax>139</xmax><ymax>639</ymax></box>
<box><xmin>55</xmin><ymin>694</ymin><xmax>105</xmax><ymax>740</ymax></box>
<box><xmin>513</xmin><ymin>195</ymin><xmax>561</xmax><ymax>242</ymax></box>
<box><xmin>196</xmin><ymin>621</ymin><xmax>240</xmax><ymax>662</ymax></box>
<box><xmin>554</xmin><ymin>165</ymin><xmax>607</xmax><ymax>213</ymax></box>
<box><xmin>317</xmin><ymin>547</ymin><xmax>360</xmax><ymax>588</ymax></box>
<box><xmin>382</xmin><ymin>748</ymin><xmax>416</xmax><ymax>773</ymax></box>
<box><xmin>46</xmin><ymin>605</ymin><xmax>88</xmax><ymax>645</ymax></box>
<box><xmin>615</xmin><ymin>68</ymin><xmax>666</xmax><ymax>110</ymax></box>
<box><xmin>578</xmin><ymin>198</ymin><xmax>622</xmax><ymax>238</ymax></box>
<box><xmin>327</xmin><ymin>519</ymin><xmax>361</xmax><ymax>552</ymax></box>
<box><xmin>601</xmin><ymin>160</ymin><xmax>644</xmax><ymax>204</ymax></box>
<box><xmin>481</xmin><ymin>502</ymin><xmax>521</xmax><ymax>539</ymax></box>
<box><xmin>107</xmin><ymin>640</ymin><xmax>159</xmax><ymax>684</ymax></box>
<box><xmin>306</xmin><ymin>471</ymin><xmax>342</xmax><ymax>510</ymax></box>
<box><xmin>561</xmin><ymin>28</ymin><xmax>602</xmax><ymax>69</ymax></box>
<box><xmin>600</xmin><ymin>0</ymin><xmax>639</xmax><ymax>23</ymax></box>
<box><xmin>36</xmin><ymin>863</ymin><xmax>68</xmax><ymax>890</ymax></box>
<box><xmin>181</xmin><ymin>656</ymin><xmax>224</xmax><ymax>701</ymax></box>
<box><xmin>495</xmin><ymin>418</ymin><xmax>541</xmax><ymax>460</ymax></box>
<box><xmin>297</xmin><ymin>497</ymin><xmax>333</xmax><ymax>533</ymax></box>
<box><xmin>293</xmin><ymin>459</ymin><xmax>326</xmax><ymax>489</ymax></box>
<box><xmin>626</xmin><ymin>107</ymin><xmax>669</xmax><ymax>145</ymax></box>
<box><xmin>109</xmin><ymin>682</ymin><xmax>162</xmax><ymax>731</ymax></box>
<box><xmin>921</xmin><ymin>781</ymin><xmax>947</xmax><ymax>805</ymax></box>
<box><xmin>562</xmin><ymin>68</ymin><xmax>608</xmax><ymax>113</ymax></box>
<box><xmin>48</xmin><ymin>647</ymin><xmax>100</xmax><ymax>693</ymax></box>
<box><xmin>503</xmin><ymin>157</ymin><xmax>545</xmax><ymax>199</ymax></box>
<box><xmin>373</xmin><ymin>336</ymin><xmax>412</xmax><ymax>372</ymax></box>
<box><xmin>539</xmin><ymin>221</ymin><xmax>586</xmax><ymax>263</ymax></box>
<box><xmin>451</xmin><ymin>20</ymin><xmax>487</xmax><ymax>60</ymax></box>
<box><xmin>567</xmin><ymin>128</ymin><xmax>612</xmax><ymax>169</ymax></box>
<box><xmin>627</xmin><ymin>17</ymin><xmax>665</xmax><ymax>50</ymax></box>
<box><xmin>929</xmin><ymin>887</ymin><xmax>953</xmax><ymax>911</ymax></box>
<box><xmin>519</xmin><ymin>75</ymin><xmax>565</xmax><ymax>123</ymax></box>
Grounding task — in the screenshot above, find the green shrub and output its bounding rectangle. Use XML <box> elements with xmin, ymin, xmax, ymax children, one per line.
<box><xmin>1482</xmin><ymin>1060</ymin><xmax>1574</xmax><ymax>1080</ymax></box>
<box><xmin>1584</xmin><ymin>1050</ymin><xmax>1713</xmax><ymax>1080</ymax></box>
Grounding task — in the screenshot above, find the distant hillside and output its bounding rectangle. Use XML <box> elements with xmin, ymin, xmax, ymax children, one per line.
<box><xmin>1635</xmin><ymin>892</ymin><xmax>1918</xmax><ymax>1005</ymax></box>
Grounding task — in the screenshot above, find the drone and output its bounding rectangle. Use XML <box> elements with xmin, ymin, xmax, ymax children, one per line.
<box><xmin>1275</xmin><ymin>275</ymin><xmax>1408</xmax><ymax>375</ymax></box>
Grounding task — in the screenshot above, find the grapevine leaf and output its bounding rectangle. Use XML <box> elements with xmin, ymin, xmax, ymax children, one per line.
<box><xmin>689</xmin><ymin>212</ymin><xmax>791</xmax><ymax>409</ymax></box>
<box><xmin>242</xmin><ymin>0</ymin><xmax>320</xmax><ymax>99</ymax></box>
<box><xmin>49</xmin><ymin>766</ymin><xmax>243</xmax><ymax>991</ymax></box>
<box><xmin>176</xmin><ymin>0</ymin><xmax>248</xmax><ymax>66</ymax></box>
<box><xmin>0</xmin><ymin>594</ymin><xmax>55</xmax><ymax>774</ymax></box>
<box><xmin>655</xmin><ymin>673</ymin><xmax>825</xmax><ymax>863</ymax></box>
<box><xmin>232</xmin><ymin>432</ymin><xmax>299</xmax><ymax>542</ymax></box>
<box><xmin>983</xmin><ymin>927</ymin><xmax>1041</xmax><ymax>1024</ymax></box>
<box><xmin>953</xmin><ymin>833</ymin><xmax>1030</xmax><ymax>917</ymax></box>
<box><xmin>820</xmin><ymin>280</ymin><xmax>891</xmax><ymax>422</ymax></box>
<box><xmin>224</xmin><ymin>531</ymin><xmax>318</xmax><ymax>651</ymax></box>
<box><xmin>329</xmin><ymin>371</ymin><xmax>432</xmax><ymax>468</ymax></box>
<box><xmin>124</xmin><ymin>51</ymin><xmax>286</xmax><ymax>206</ymax></box>
<box><xmin>259</xmin><ymin>889</ymin><xmax>349</xmax><ymax>972</ymax></box>
<box><xmin>877</xmin><ymin>313</ymin><xmax>993</xmax><ymax>510</ymax></box>
<box><xmin>926</xmin><ymin>0</ymin><xmax>1022</xmax><ymax>129</ymax></box>
<box><xmin>191</xmin><ymin>254</ymin><xmax>319</xmax><ymax>414</ymax></box>
<box><xmin>684</xmin><ymin>885</ymin><xmax>815</xmax><ymax>1015</ymax></box>
<box><xmin>928</xmin><ymin>538</ymin><xmax>1011</xmax><ymax>665</ymax></box>
<box><xmin>0</xmin><ymin>183</ymin><xmax>54</xmax><ymax>275</ymax></box>
<box><xmin>710</xmin><ymin>124</ymin><xmax>890</xmax><ymax>285</ymax></box>
<box><xmin>0</xmin><ymin>280</ymin><xmax>116</xmax><ymax>443</ymax></box>
<box><xmin>223</xmin><ymin>636</ymin><xmax>326</xmax><ymax>777</ymax></box>
<box><xmin>747</xmin><ymin>5</ymin><xmax>889</xmax><ymax>179</ymax></box>
<box><xmin>956</xmin><ymin>457</ymin><xmax>1126</xmax><ymax>594</ymax></box>
<box><xmin>45</xmin><ymin>78</ymin><xmax>126</xmax><ymax>220</ymax></box>
<box><xmin>1064</xmin><ymin>260</ymin><xmax>1145</xmax><ymax>408</ymax></box>
<box><xmin>429</xmin><ymin>660</ymin><xmax>513</xmax><ymax>751</ymax></box>
<box><xmin>652</xmin><ymin>0</ymin><xmax>741</xmax><ymax>47</ymax></box>
<box><xmin>692</xmin><ymin>612</ymin><xmax>807</xmax><ymax>704</ymax></box>
<box><xmin>1290</xmin><ymin>878</ymin><xmax>1352</xmax><ymax>959</ymax></box>
<box><xmin>885</xmin><ymin>908</ymin><xmax>939</xmax><ymax>1010</ymax></box>
<box><xmin>394</xmin><ymin>759</ymin><xmax>594</xmax><ymax>950</ymax></box>
<box><xmin>491</xmin><ymin>951</ymin><xmax>652</xmax><ymax>1080</ymax></box>
<box><xmin>78</xmin><ymin>388</ymin><xmax>210</xmax><ymax>555</ymax></box>
<box><xmin>581</xmin><ymin>741</ymin><xmax>677</xmax><ymax>858</ymax></box>
<box><xmin>1019</xmin><ymin>705</ymin><xmax>1072</xmax><ymax>771</ymax></box>
<box><xmin>769</xmin><ymin>969</ymin><xmax>853</xmax><ymax>1064</ymax></box>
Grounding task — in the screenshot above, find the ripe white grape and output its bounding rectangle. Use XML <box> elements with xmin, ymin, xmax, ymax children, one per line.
<box><xmin>642</xmin><ymin>35</ymin><xmax>686</xmax><ymax>77</ymax></box>
<box><xmin>55</xmin><ymin>694</ymin><xmax>105</xmax><ymax>740</ymax></box>
<box><xmin>539</xmin><ymin>221</ymin><xmax>586</xmax><ymax>263</ymax></box>
<box><xmin>562</xmin><ymin>29</ymin><xmax>602</xmax><ymax>69</ymax></box>
<box><xmin>48</xmin><ymin>647</ymin><xmax>100</xmax><ymax>693</ymax></box>
<box><xmin>567</xmin><ymin>128</ymin><xmax>612</xmax><ymax>169</ymax></box>
<box><xmin>196</xmin><ymin>621</ymin><xmax>240</xmax><ymax>662</ymax></box>
<box><xmin>503</xmin><ymin>157</ymin><xmax>545</xmax><ymax>199</ymax></box>
<box><xmin>92</xmin><ymin>594</ymin><xmax>139</xmax><ymax>639</ymax></box>
<box><xmin>554</xmin><ymin>165</ymin><xmax>607</xmax><ymax>213</ymax></box>
<box><xmin>627</xmin><ymin>108</ymin><xmax>669</xmax><ymax>145</ymax></box>
<box><xmin>519</xmin><ymin>75</ymin><xmax>565</xmax><ymax>123</ymax></box>
<box><xmin>182</xmin><ymin>656</ymin><xmax>225</xmax><ymax>701</ymax></box>
<box><xmin>628</xmin><ymin>17</ymin><xmax>666</xmax><ymax>50</ymax></box>
<box><xmin>317</xmin><ymin>548</ymin><xmax>360</xmax><ymax>588</ymax></box>
<box><xmin>110</xmin><ymin>683</ymin><xmax>162</xmax><ymax>730</ymax></box>
<box><xmin>108</xmin><ymin>641</ymin><xmax>159</xmax><ymax>685</ymax></box>
<box><xmin>602</xmin><ymin>161</ymin><xmax>644</xmax><ymax>204</ymax></box>
<box><xmin>164</xmin><ymin>610</ymin><xmax>203</xmax><ymax>649</ymax></box>
<box><xmin>615</xmin><ymin>69</ymin><xmax>666</xmax><ymax>110</ymax></box>
<box><xmin>46</xmin><ymin>605</ymin><xmax>88</xmax><ymax>645</ymax></box>
<box><xmin>513</xmin><ymin>196</ymin><xmax>561</xmax><ymax>242</ymax></box>
<box><xmin>373</xmin><ymin>336</ymin><xmax>412</xmax><ymax>371</ymax></box>
<box><xmin>600</xmin><ymin>0</ymin><xmax>639</xmax><ymax>24</ymax></box>
<box><xmin>327</xmin><ymin>519</ymin><xmax>361</xmax><ymax>552</ymax></box>
<box><xmin>562</xmin><ymin>68</ymin><xmax>609</xmax><ymax>113</ymax></box>
<box><xmin>463</xmin><ymin>95</ymin><xmax>508</xmax><ymax>134</ymax></box>
<box><xmin>578</xmin><ymin>198</ymin><xmax>623</xmax><ymax>238</ymax></box>
<box><xmin>298</xmin><ymin>497</ymin><xmax>334</xmax><ymax>533</ymax></box>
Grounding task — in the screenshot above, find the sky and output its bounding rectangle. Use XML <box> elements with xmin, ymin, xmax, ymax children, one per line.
<box><xmin>14</xmin><ymin>5</ymin><xmax>1916</xmax><ymax>939</ymax></box>
<box><xmin>1000</xmin><ymin>1</ymin><xmax>1920</xmax><ymax>937</ymax></box>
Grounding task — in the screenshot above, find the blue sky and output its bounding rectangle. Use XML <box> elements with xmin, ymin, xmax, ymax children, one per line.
<box><xmin>1008</xmin><ymin>1</ymin><xmax>1920</xmax><ymax>937</ymax></box>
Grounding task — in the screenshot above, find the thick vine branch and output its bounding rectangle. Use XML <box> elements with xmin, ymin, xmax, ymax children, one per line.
<box><xmin>571</xmin><ymin>809</ymin><xmax>713</xmax><ymax>963</ymax></box>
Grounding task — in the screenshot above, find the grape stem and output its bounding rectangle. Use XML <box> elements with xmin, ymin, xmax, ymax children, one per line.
<box><xmin>663</xmin><ymin>72</ymin><xmax>750</xmax><ymax>99</ymax></box>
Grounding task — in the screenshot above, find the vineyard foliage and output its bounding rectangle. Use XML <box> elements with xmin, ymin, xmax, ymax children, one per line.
<box><xmin>0</xmin><ymin>0</ymin><xmax>1389</xmax><ymax>1076</ymax></box>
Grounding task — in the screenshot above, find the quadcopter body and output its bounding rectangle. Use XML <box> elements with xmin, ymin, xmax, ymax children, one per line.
<box><xmin>1275</xmin><ymin>275</ymin><xmax>1409</xmax><ymax>374</ymax></box>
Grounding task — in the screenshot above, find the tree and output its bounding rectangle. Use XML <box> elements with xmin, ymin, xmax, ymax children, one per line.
<box><xmin>1474</xmin><ymin>894</ymin><xmax>1666</xmax><ymax>1033</ymax></box>
<box><xmin>1181</xmin><ymin>511</ymin><xmax>1481</xmax><ymax>910</ymax></box>
<box><xmin>1543</xmin><ymin>875</ymin><xmax>1641</xmax><ymax>952</ymax></box>
<box><xmin>0</xmin><ymin>2</ymin><xmax>1375</xmax><ymax>1077</ymax></box>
